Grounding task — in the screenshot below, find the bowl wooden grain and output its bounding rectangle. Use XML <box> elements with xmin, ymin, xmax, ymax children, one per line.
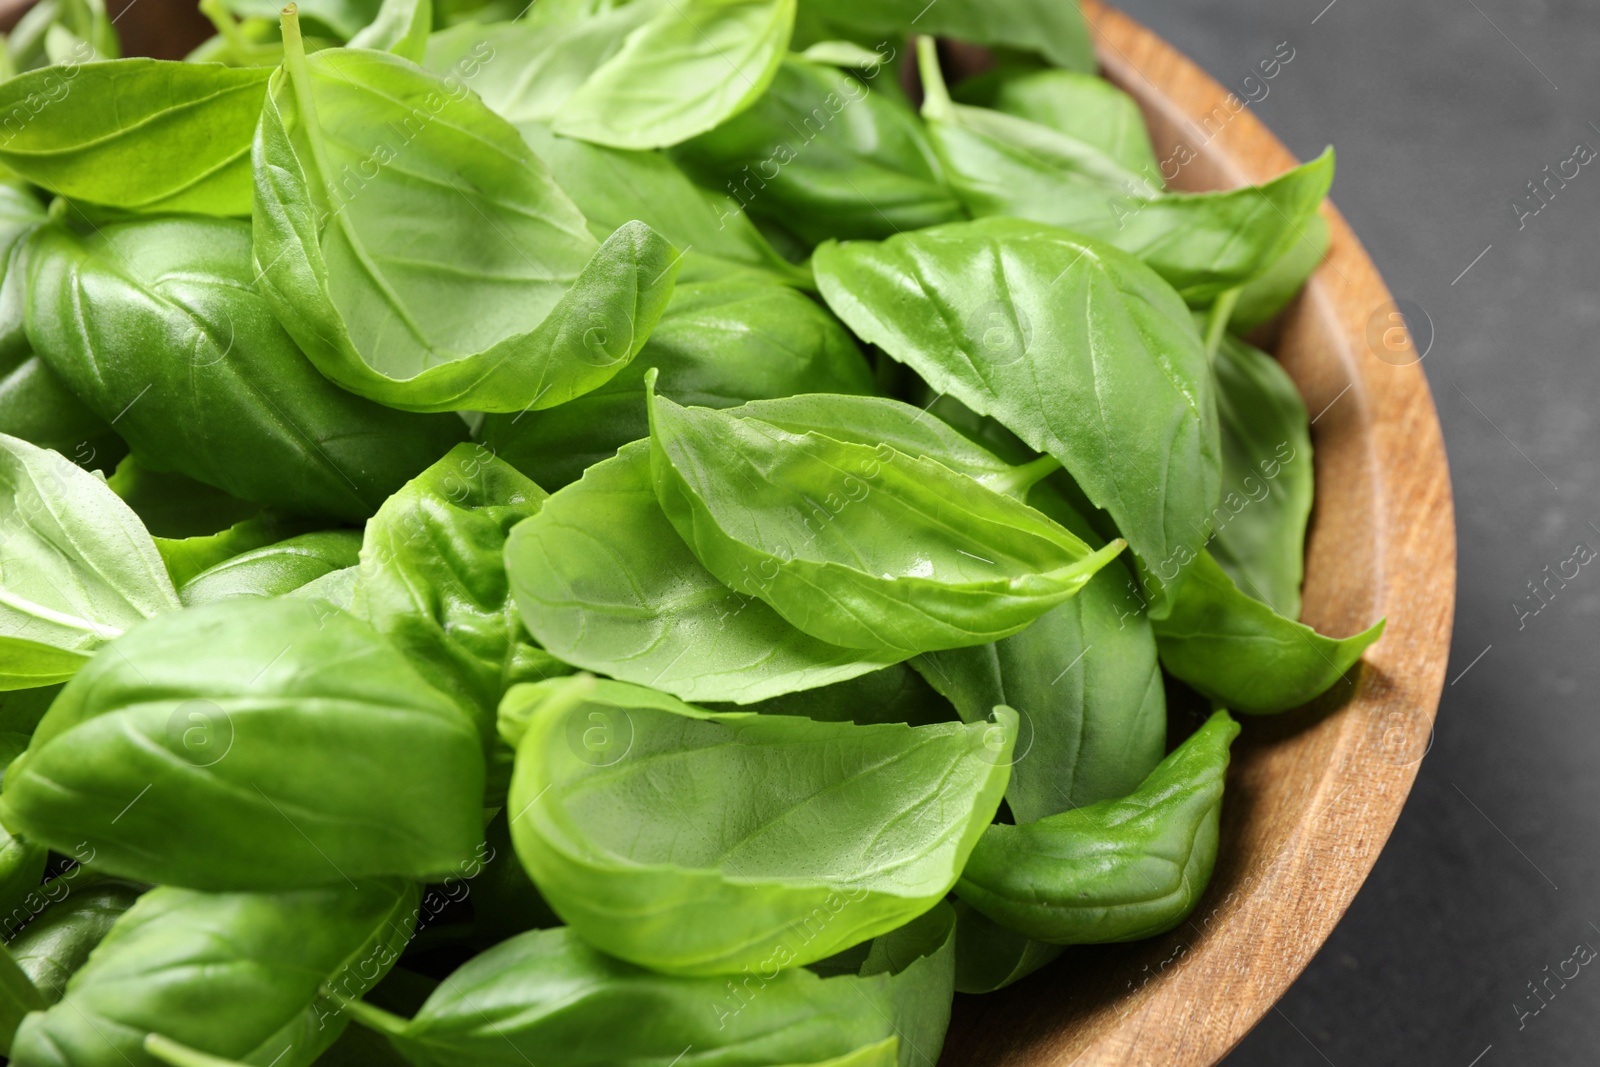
<box><xmin>940</xmin><ymin>3</ymin><xmax>1455</xmax><ymax>1064</ymax></box>
<box><xmin>45</xmin><ymin>2</ymin><xmax>1455</xmax><ymax>1062</ymax></box>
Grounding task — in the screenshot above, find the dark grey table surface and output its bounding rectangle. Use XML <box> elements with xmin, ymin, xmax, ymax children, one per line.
<box><xmin>1105</xmin><ymin>0</ymin><xmax>1599</xmax><ymax>1063</ymax></box>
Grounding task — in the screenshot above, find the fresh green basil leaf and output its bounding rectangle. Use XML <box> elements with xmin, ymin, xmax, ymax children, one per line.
<box><xmin>178</xmin><ymin>530</ymin><xmax>363</xmax><ymax>606</ymax></box>
<box><xmin>506</xmin><ymin>439</ymin><xmax>903</xmax><ymax>703</ymax></box>
<box><xmin>674</xmin><ymin>57</ymin><xmax>963</xmax><ymax>245</ymax></box>
<box><xmin>913</xmin><ymin>482</ymin><xmax>1165</xmax><ymax>822</ymax></box>
<box><xmin>0</xmin><ymin>355</ymin><xmax>116</xmax><ymax>462</ymax></box>
<box><xmin>27</xmin><ymin>217</ymin><xmax>468</xmax><ymax>520</ymax></box>
<box><xmin>502</xmin><ymin>675</ymin><xmax>1010</xmax><ymax>974</ymax></box>
<box><xmin>0</xmin><ymin>433</ymin><xmax>178</xmax><ymax>688</ymax></box>
<box><xmin>152</xmin><ymin>514</ymin><xmax>315</xmax><ymax>590</ymax></box>
<box><xmin>1153</xmin><ymin>550</ymin><xmax>1383</xmax><ymax>715</ymax></box>
<box><xmin>284</xmin><ymin>564</ymin><xmax>360</xmax><ymax>610</ymax></box>
<box><xmin>353</xmin><ymin>443</ymin><xmax>560</xmax><ymax>755</ymax></box>
<box><xmin>0</xmin><ymin>944</ymin><xmax>43</xmax><ymax>1057</ymax></box>
<box><xmin>814</xmin><ymin>217</ymin><xmax>1220</xmax><ymax>614</ymax></box>
<box><xmin>1209</xmin><ymin>334</ymin><xmax>1314</xmax><ymax>618</ymax></box>
<box><xmin>0</xmin><ymin>598</ymin><xmax>486</xmax><ymax>890</ymax></box>
<box><xmin>950</xmin><ymin>899</ymin><xmax>1062</xmax><ymax>994</ymax></box>
<box><xmin>1229</xmin><ymin>214</ymin><xmax>1330</xmax><ymax>330</ymax></box>
<box><xmin>553</xmin><ymin>0</ymin><xmax>796</xmax><ymax>150</ymax></box>
<box><xmin>647</xmin><ymin>387</ymin><xmax>1120</xmax><ymax>653</ymax></box>
<box><xmin>343</xmin><ymin>909</ymin><xmax>953</xmax><ymax>1067</ymax></box>
<box><xmin>517</xmin><ymin>123</ymin><xmax>810</xmax><ymax>286</ymax></box>
<box><xmin>0</xmin><ymin>60</ymin><xmax>270</xmax><ymax>215</ymax></box>
<box><xmin>254</xmin><ymin>26</ymin><xmax>681</xmax><ymax>413</ymax></box>
<box><xmin>422</xmin><ymin>4</ymin><xmax>659</xmax><ymax>126</ymax></box>
<box><xmin>715</xmin><ymin>662</ymin><xmax>956</xmax><ymax>727</ymax></box>
<box><xmin>0</xmin><ymin>828</ymin><xmax>49</xmax><ymax>947</ymax></box>
<box><xmin>0</xmin><ymin>184</ymin><xmax>48</xmax><ymax>362</ymax></box>
<box><xmin>803</xmin><ymin>0</ymin><xmax>1093</xmax><ymax>71</ymax></box>
<box><xmin>347</xmin><ymin>0</ymin><xmax>430</xmax><ymax>60</ymax></box>
<box><xmin>0</xmin><ymin>685</ymin><xmax>57</xmax><ymax>736</ymax></box>
<box><xmin>482</xmin><ymin>277</ymin><xmax>873</xmax><ymax>489</ymax></box>
<box><xmin>10</xmin><ymin>880</ymin><xmax>418</xmax><ymax>1067</ymax></box>
<box><xmin>799</xmin><ymin>39</ymin><xmax>892</xmax><ymax>69</ymax></box>
<box><xmin>215</xmin><ymin>0</ymin><xmax>381</xmax><ymax>39</ymax></box>
<box><xmin>955</xmin><ymin>710</ymin><xmax>1238</xmax><ymax>944</ymax></box>
<box><xmin>8</xmin><ymin>872</ymin><xmax>145</xmax><ymax>1005</ymax></box>
<box><xmin>951</xmin><ymin>67</ymin><xmax>1159</xmax><ymax>180</ymax></box>
<box><xmin>104</xmin><ymin>457</ymin><xmax>263</xmax><ymax>540</ymax></box>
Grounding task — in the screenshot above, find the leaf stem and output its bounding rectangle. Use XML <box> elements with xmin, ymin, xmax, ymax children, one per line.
<box><xmin>144</xmin><ymin>1034</ymin><xmax>251</xmax><ymax>1067</ymax></box>
<box><xmin>1203</xmin><ymin>288</ymin><xmax>1241</xmax><ymax>360</ymax></box>
<box><xmin>990</xmin><ymin>453</ymin><xmax>1063</xmax><ymax>498</ymax></box>
<box><xmin>322</xmin><ymin>986</ymin><xmax>412</xmax><ymax>1037</ymax></box>
<box><xmin>278</xmin><ymin>5</ymin><xmax>338</xmax><ymax>208</ymax></box>
<box><xmin>915</xmin><ymin>36</ymin><xmax>952</xmax><ymax>121</ymax></box>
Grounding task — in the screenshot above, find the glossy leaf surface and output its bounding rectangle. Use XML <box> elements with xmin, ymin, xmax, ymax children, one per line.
<box><xmin>1153</xmin><ymin>551</ymin><xmax>1384</xmax><ymax>715</ymax></box>
<box><xmin>178</xmin><ymin>530</ymin><xmax>363</xmax><ymax>606</ymax></box>
<box><xmin>26</xmin><ymin>217</ymin><xmax>467</xmax><ymax>520</ymax></box>
<box><xmin>482</xmin><ymin>277</ymin><xmax>873</xmax><ymax>489</ymax></box>
<box><xmin>955</xmin><ymin>710</ymin><xmax>1238</xmax><ymax>944</ymax></box>
<box><xmin>11</xmin><ymin>880</ymin><xmax>417</xmax><ymax>1067</ymax></box>
<box><xmin>0</xmin><ymin>433</ymin><xmax>178</xmax><ymax>689</ymax></box>
<box><xmin>554</xmin><ymin>0</ymin><xmax>797</xmax><ymax>150</ymax></box>
<box><xmin>0</xmin><ymin>60</ymin><xmax>269</xmax><ymax>215</ymax></box>
<box><xmin>648</xmin><ymin>389</ymin><xmax>1121</xmax><ymax>654</ymax></box>
<box><xmin>0</xmin><ymin>598</ymin><xmax>486</xmax><ymax>890</ymax></box>
<box><xmin>345</xmin><ymin>909</ymin><xmax>953</xmax><ymax>1067</ymax></box>
<box><xmin>815</xmin><ymin>218</ymin><xmax>1218</xmax><ymax>612</ymax></box>
<box><xmin>1208</xmin><ymin>334</ymin><xmax>1314</xmax><ymax>618</ymax></box>
<box><xmin>503</xmin><ymin>676</ymin><xmax>1012</xmax><ymax>973</ymax></box>
<box><xmin>253</xmin><ymin>32</ymin><xmax>680</xmax><ymax>412</ymax></box>
<box><xmin>506</xmin><ymin>439</ymin><xmax>903</xmax><ymax>703</ymax></box>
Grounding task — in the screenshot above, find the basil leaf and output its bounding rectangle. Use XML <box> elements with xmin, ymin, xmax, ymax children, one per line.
<box><xmin>26</xmin><ymin>217</ymin><xmax>468</xmax><ymax>520</ymax></box>
<box><xmin>422</xmin><ymin>4</ymin><xmax>658</xmax><ymax>126</ymax></box>
<box><xmin>152</xmin><ymin>514</ymin><xmax>315</xmax><ymax>590</ymax></box>
<box><xmin>0</xmin><ymin>828</ymin><xmax>49</xmax><ymax>943</ymax></box>
<box><xmin>814</xmin><ymin>218</ymin><xmax>1218</xmax><ymax>613</ymax></box>
<box><xmin>179</xmin><ymin>530</ymin><xmax>364</xmax><ymax>605</ymax></box>
<box><xmin>803</xmin><ymin>0</ymin><xmax>1093</xmax><ymax>71</ymax></box>
<box><xmin>674</xmin><ymin>57</ymin><xmax>963</xmax><ymax>245</ymax></box>
<box><xmin>347</xmin><ymin>0</ymin><xmax>430</xmax><ymax>61</ymax></box>
<box><xmin>8</xmin><ymin>872</ymin><xmax>145</xmax><ymax>1005</ymax></box>
<box><xmin>481</xmin><ymin>277</ymin><xmax>873</xmax><ymax>489</ymax></box>
<box><xmin>0</xmin><ymin>354</ymin><xmax>114</xmax><ymax>459</ymax></box>
<box><xmin>1153</xmin><ymin>550</ymin><xmax>1384</xmax><ymax>715</ymax></box>
<box><xmin>0</xmin><ymin>598</ymin><xmax>486</xmax><ymax>890</ymax></box>
<box><xmin>1209</xmin><ymin>334</ymin><xmax>1314</xmax><ymax>618</ymax></box>
<box><xmin>104</xmin><ymin>457</ymin><xmax>263</xmax><ymax>541</ymax></box>
<box><xmin>553</xmin><ymin>0</ymin><xmax>796</xmax><ymax>150</ymax></box>
<box><xmin>506</xmin><ymin>439</ymin><xmax>903</xmax><ymax>703</ymax></box>
<box><xmin>216</xmin><ymin>0</ymin><xmax>380</xmax><ymax>39</ymax></box>
<box><xmin>344</xmin><ymin>909</ymin><xmax>953</xmax><ymax>1067</ymax></box>
<box><xmin>715</xmin><ymin>662</ymin><xmax>956</xmax><ymax>727</ymax></box>
<box><xmin>955</xmin><ymin>710</ymin><xmax>1239</xmax><ymax>944</ymax></box>
<box><xmin>353</xmin><ymin>443</ymin><xmax>561</xmax><ymax>754</ymax></box>
<box><xmin>950</xmin><ymin>900</ymin><xmax>1061</xmax><ymax>995</ymax></box>
<box><xmin>913</xmin><ymin>482</ymin><xmax>1165</xmax><ymax>822</ymax></box>
<box><xmin>0</xmin><ymin>184</ymin><xmax>48</xmax><ymax>361</ymax></box>
<box><xmin>11</xmin><ymin>880</ymin><xmax>418</xmax><ymax>1067</ymax></box>
<box><xmin>0</xmin><ymin>60</ymin><xmax>270</xmax><ymax>215</ymax></box>
<box><xmin>517</xmin><ymin>123</ymin><xmax>810</xmax><ymax>286</ymax></box>
<box><xmin>1229</xmin><ymin>213</ymin><xmax>1330</xmax><ymax>330</ymax></box>
<box><xmin>952</xmin><ymin>67</ymin><xmax>1159</xmax><ymax>180</ymax></box>
<box><xmin>253</xmin><ymin>26</ymin><xmax>681</xmax><ymax>413</ymax></box>
<box><xmin>919</xmin><ymin>46</ymin><xmax>1334</xmax><ymax>305</ymax></box>
<box><xmin>502</xmin><ymin>676</ymin><xmax>1010</xmax><ymax>975</ymax></box>
<box><xmin>0</xmin><ymin>433</ymin><xmax>178</xmax><ymax>688</ymax></box>
<box><xmin>647</xmin><ymin>387</ymin><xmax>1120</xmax><ymax>654</ymax></box>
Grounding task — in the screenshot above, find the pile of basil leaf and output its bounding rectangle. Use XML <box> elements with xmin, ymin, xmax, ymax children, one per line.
<box><xmin>0</xmin><ymin>0</ymin><xmax>1385</xmax><ymax>1063</ymax></box>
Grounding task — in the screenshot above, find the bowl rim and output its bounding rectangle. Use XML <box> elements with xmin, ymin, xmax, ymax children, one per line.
<box><xmin>939</xmin><ymin>3</ymin><xmax>1457</xmax><ymax>1064</ymax></box>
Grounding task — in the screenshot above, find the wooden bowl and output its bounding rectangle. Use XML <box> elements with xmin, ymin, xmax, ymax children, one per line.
<box><xmin>940</xmin><ymin>3</ymin><xmax>1455</xmax><ymax>1064</ymax></box>
<box><xmin>39</xmin><ymin>2</ymin><xmax>1455</xmax><ymax>1062</ymax></box>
